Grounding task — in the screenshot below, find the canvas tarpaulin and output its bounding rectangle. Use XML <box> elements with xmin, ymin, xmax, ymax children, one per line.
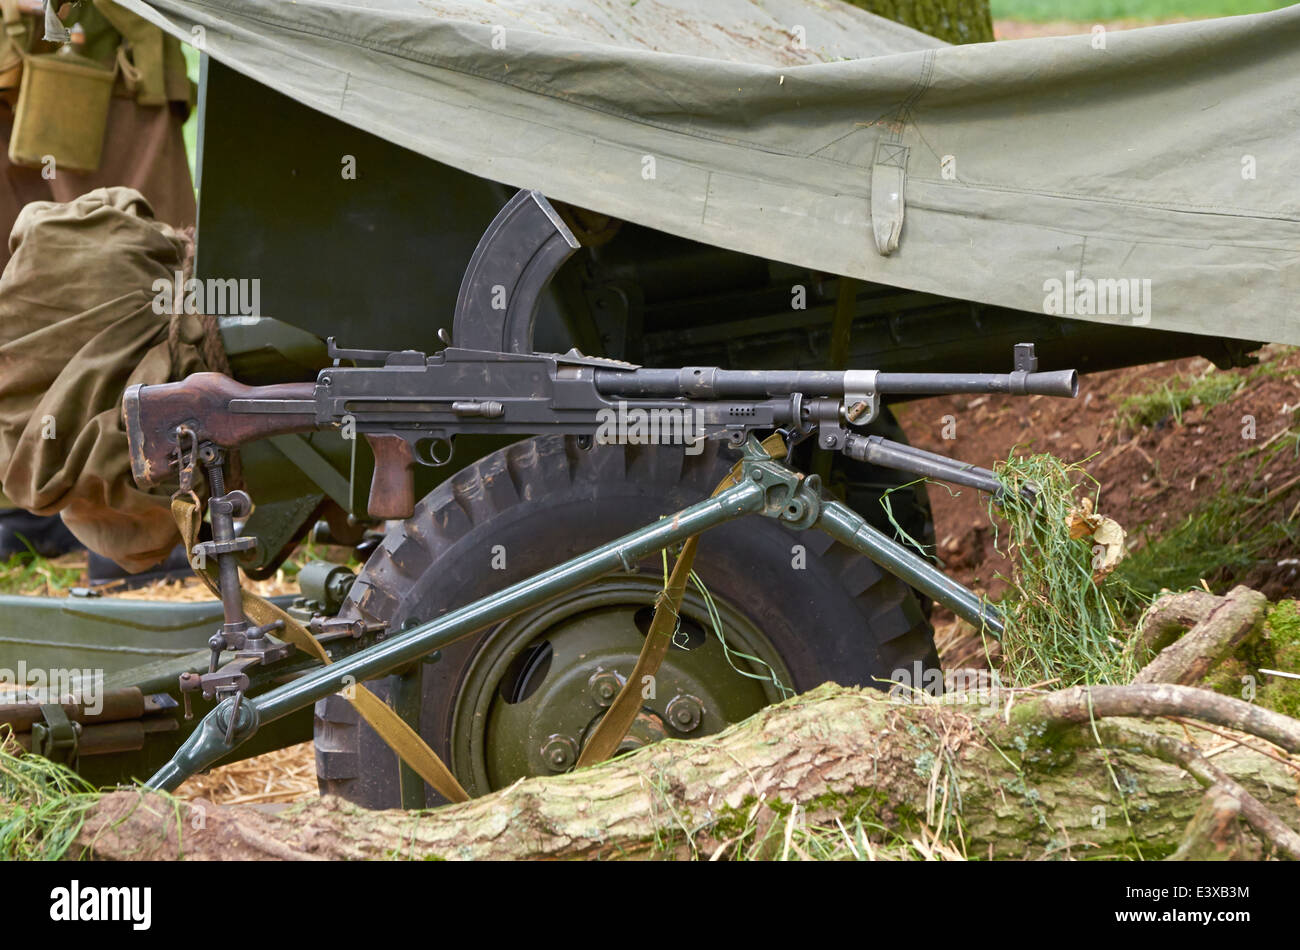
<box><xmin>117</xmin><ymin>0</ymin><xmax>1299</xmax><ymax>345</ymax></box>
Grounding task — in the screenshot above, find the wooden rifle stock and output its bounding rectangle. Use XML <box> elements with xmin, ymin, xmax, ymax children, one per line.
<box><xmin>123</xmin><ymin>373</ymin><xmax>316</xmax><ymax>488</ymax></box>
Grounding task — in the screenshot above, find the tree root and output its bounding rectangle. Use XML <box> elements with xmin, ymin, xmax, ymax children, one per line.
<box><xmin>1133</xmin><ymin>585</ymin><xmax>1266</xmax><ymax>685</ymax></box>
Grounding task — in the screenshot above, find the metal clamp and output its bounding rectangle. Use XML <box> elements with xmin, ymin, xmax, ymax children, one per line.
<box><xmin>843</xmin><ymin>369</ymin><xmax>880</xmax><ymax>427</ymax></box>
<box><xmin>174</xmin><ymin>424</ymin><xmax>199</xmax><ymax>491</ymax></box>
<box><xmin>738</xmin><ymin>435</ymin><xmax>823</xmax><ymax>529</ymax></box>
<box><xmin>31</xmin><ymin>704</ymin><xmax>79</xmax><ymax>766</ymax></box>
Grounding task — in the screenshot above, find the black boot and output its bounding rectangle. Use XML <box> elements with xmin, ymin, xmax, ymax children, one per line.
<box><xmin>0</xmin><ymin>510</ymin><xmax>84</xmax><ymax>560</ymax></box>
<box><xmin>87</xmin><ymin>545</ymin><xmax>195</xmax><ymax>590</ymax></box>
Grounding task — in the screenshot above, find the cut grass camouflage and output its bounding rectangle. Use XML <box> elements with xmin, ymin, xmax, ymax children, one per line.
<box><xmin>988</xmin><ymin>452</ymin><xmax>1136</xmax><ymax>687</ymax></box>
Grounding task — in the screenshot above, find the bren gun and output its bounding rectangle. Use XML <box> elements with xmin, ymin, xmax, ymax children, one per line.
<box><xmin>122</xmin><ymin>190</ymin><xmax>1078</xmax><ymax>790</ymax></box>
<box><xmin>124</xmin><ymin>340</ymin><xmax>1074</xmax><ymax>519</ymax></box>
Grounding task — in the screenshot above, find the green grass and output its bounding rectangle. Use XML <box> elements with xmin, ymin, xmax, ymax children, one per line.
<box><xmin>1110</xmin><ymin>348</ymin><xmax>1300</xmax><ymax>596</ymax></box>
<box><xmin>0</xmin><ymin>742</ymin><xmax>100</xmax><ymax>860</ymax></box>
<box><xmin>1115</xmin><ymin>368</ymin><xmax>1245</xmax><ymax>432</ymax></box>
<box><xmin>1113</xmin><ymin>483</ymin><xmax>1299</xmax><ymax>603</ymax></box>
<box><xmin>1258</xmin><ymin>601</ymin><xmax>1300</xmax><ymax>719</ymax></box>
<box><xmin>984</xmin><ymin>400</ymin><xmax>1299</xmax><ymax>685</ymax></box>
<box><xmin>1200</xmin><ymin>600</ymin><xmax>1300</xmax><ymax>720</ymax></box>
<box><xmin>1116</xmin><ymin>351</ymin><xmax>1298</xmax><ymax>434</ymax></box>
<box><xmin>1112</xmin><ymin>424</ymin><xmax>1300</xmax><ymax>602</ymax></box>
<box><xmin>989</xmin><ymin>453</ymin><xmax>1136</xmax><ymax>687</ymax></box>
<box><xmin>1107</xmin><ymin>379</ymin><xmax>1300</xmax><ymax>603</ymax></box>
<box><xmin>991</xmin><ymin>0</ymin><xmax>1289</xmax><ymax>21</ymax></box>
<box><xmin>0</xmin><ymin>549</ymin><xmax>81</xmax><ymax>596</ymax></box>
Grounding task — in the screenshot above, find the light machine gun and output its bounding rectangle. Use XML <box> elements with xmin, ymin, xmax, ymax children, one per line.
<box><xmin>123</xmin><ymin>191</ymin><xmax>1077</xmax><ymax>790</ymax></box>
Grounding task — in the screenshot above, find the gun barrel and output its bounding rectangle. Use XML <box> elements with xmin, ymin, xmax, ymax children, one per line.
<box><xmin>875</xmin><ymin>369</ymin><xmax>1078</xmax><ymax>398</ymax></box>
<box><xmin>595</xmin><ymin>367</ymin><xmax>1078</xmax><ymax>399</ymax></box>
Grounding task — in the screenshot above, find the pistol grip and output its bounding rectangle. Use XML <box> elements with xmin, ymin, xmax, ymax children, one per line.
<box><xmin>365</xmin><ymin>434</ymin><xmax>416</xmax><ymax>520</ymax></box>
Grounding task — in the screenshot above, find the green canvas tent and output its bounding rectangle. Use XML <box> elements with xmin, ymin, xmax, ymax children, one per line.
<box><xmin>118</xmin><ymin>0</ymin><xmax>1299</xmax><ymax>344</ymax></box>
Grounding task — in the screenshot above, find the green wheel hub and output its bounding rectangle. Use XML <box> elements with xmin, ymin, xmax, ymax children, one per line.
<box><xmin>450</xmin><ymin>575</ymin><xmax>792</xmax><ymax>793</ymax></box>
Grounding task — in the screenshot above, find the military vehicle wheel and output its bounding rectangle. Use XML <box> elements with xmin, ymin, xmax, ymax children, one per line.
<box><xmin>314</xmin><ymin>434</ymin><xmax>937</xmax><ymax>807</ymax></box>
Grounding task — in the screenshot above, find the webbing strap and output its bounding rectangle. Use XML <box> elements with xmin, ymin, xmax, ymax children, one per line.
<box><xmin>574</xmin><ymin>536</ymin><xmax>697</xmax><ymax>768</ymax></box>
<box><xmin>170</xmin><ymin>494</ymin><xmax>470</xmax><ymax>803</ymax></box>
<box><xmin>575</xmin><ymin>433</ymin><xmax>787</xmax><ymax>768</ymax></box>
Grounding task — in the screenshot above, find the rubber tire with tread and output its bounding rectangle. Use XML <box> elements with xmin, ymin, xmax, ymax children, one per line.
<box><xmin>315</xmin><ymin>434</ymin><xmax>937</xmax><ymax>807</ymax></box>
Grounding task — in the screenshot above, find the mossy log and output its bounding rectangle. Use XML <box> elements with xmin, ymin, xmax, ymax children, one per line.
<box><xmin>72</xmin><ymin>682</ymin><xmax>1299</xmax><ymax>861</ymax></box>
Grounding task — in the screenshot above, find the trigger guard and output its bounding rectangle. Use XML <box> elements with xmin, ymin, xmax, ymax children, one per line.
<box><xmin>414</xmin><ymin>436</ymin><xmax>454</xmax><ymax>467</ymax></box>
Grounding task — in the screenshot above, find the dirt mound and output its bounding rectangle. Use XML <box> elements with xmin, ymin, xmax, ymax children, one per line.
<box><xmin>894</xmin><ymin>344</ymin><xmax>1300</xmax><ymax>622</ymax></box>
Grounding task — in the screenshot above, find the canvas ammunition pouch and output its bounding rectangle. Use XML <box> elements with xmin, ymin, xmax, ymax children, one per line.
<box><xmin>90</xmin><ymin>0</ymin><xmax>191</xmax><ymax>107</ymax></box>
<box><xmin>9</xmin><ymin>44</ymin><xmax>116</xmax><ymax>172</ymax></box>
<box><xmin>0</xmin><ymin>0</ymin><xmax>193</xmax><ymax>175</ymax></box>
<box><xmin>0</xmin><ymin>187</ymin><xmax>224</xmax><ymax>571</ymax></box>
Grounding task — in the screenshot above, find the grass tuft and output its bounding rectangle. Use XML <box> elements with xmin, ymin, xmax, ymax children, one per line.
<box><xmin>1112</xmin><ymin>430</ymin><xmax>1300</xmax><ymax>603</ymax></box>
<box><xmin>989</xmin><ymin>452</ymin><xmax>1136</xmax><ymax>686</ymax></box>
<box><xmin>0</xmin><ymin>543</ymin><xmax>82</xmax><ymax>596</ymax></box>
<box><xmin>0</xmin><ymin>738</ymin><xmax>101</xmax><ymax>860</ymax></box>
<box><xmin>1115</xmin><ymin>368</ymin><xmax>1244</xmax><ymax>432</ymax></box>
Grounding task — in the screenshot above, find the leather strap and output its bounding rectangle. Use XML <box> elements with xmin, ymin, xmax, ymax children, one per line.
<box><xmin>575</xmin><ymin>433</ymin><xmax>787</xmax><ymax>768</ymax></box>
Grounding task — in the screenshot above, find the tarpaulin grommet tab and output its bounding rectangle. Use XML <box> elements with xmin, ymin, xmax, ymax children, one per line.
<box><xmin>870</xmin><ymin>140</ymin><xmax>909</xmax><ymax>256</ymax></box>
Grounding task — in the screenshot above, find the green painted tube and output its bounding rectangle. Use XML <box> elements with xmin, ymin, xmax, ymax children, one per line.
<box><xmin>146</xmin><ymin>477</ymin><xmax>767</xmax><ymax>791</ymax></box>
<box><xmin>815</xmin><ymin>500</ymin><xmax>1003</xmax><ymax>637</ymax></box>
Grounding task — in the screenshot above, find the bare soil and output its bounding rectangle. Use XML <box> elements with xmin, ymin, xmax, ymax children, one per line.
<box><xmin>894</xmin><ymin>345</ymin><xmax>1300</xmax><ymax>618</ymax></box>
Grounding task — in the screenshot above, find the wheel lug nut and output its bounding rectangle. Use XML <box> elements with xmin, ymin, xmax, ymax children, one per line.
<box><xmin>666</xmin><ymin>694</ymin><xmax>704</xmax><ymax>733</ymax></box>
<box><xmin>541</xmin><ymin>735</ymin><xmax>578</xmax><ymax>772</ymax></box>
<box><xmin>588</xmin><ymin>670</ymin><xmax>623</xmax><ymax>708</ymax></box>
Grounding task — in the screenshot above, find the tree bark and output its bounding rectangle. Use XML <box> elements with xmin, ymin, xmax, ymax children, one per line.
<box><xmin>72</xmin><ymin>683</ymin><xmax>1299</xmax><ymax>861</ymax></box>
<box><xmin>1134</xmin><ymin>589</ymin><xmax>1224</xmax><ymax>659</ymax></box>
<box><xmin>847</xmin><ymin>0</ymin><xmax>994</xmax><ymax>45</ymax></box>
<box><xmin>1133</xmin><ymin>586</ymin><xmax>1266</xmax><ymax>685</ymax></box>
<box><xmin>1169</xmin><ymin>788</ymin><xmax>1261</xmax><ymax>861</ymax></box>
